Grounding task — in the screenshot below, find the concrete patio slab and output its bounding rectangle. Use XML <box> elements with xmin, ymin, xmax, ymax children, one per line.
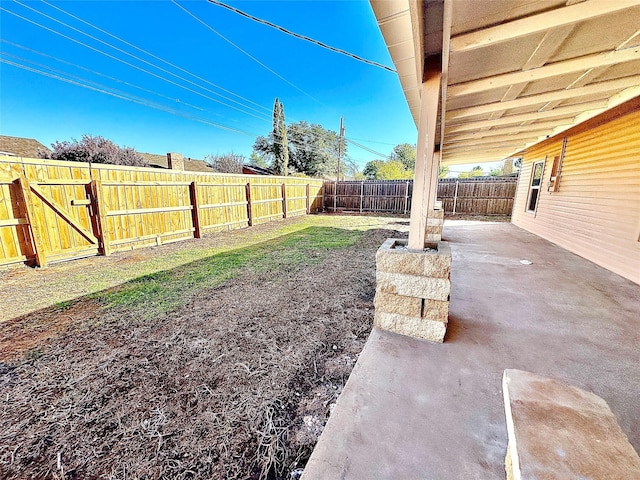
<box><xmin>302</xmin><ymin>221</ymin><xmax>640</xmax><ymax>479</ymax></box>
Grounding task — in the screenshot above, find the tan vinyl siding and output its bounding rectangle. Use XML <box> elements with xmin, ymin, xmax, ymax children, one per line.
<box><xmin>512</xmin><ymin>107</ymin><xmax>640</xmax><ymax>285</ymax></box>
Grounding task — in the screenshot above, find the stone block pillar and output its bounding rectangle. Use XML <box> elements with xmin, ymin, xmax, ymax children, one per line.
<box><xmin>426</xmin><ymin>208</ymin><xmax>444</xmax><ymax>242</ymax></box>
<box><xmin>374</xmin><ymin>238</ymin><xmax>451</xmax><ymax>342</ymax></box>
<box><xmin>167</xmin><ymin>152</ymin><xmax>184</xmax><ymax>171</ymax></box>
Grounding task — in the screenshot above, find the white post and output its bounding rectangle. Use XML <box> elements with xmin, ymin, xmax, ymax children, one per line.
<box><xmin>403</xmin><ymin>180</ymin><xmax>410</xmax><ymax>214</ymax></box>
<box><xmin>453</xmin><ymin>180</ymin><xmax>459</xmax><ymax>215</ymax></box>
<box><xmin>408</xmin><ymin>71</ymin><xmax>442</xmax><ymax>250</ymax></box>
<box><xmin>360</xmin><ymin>181</ymin><xmax>364</xmax><ymax>213</ymax></box>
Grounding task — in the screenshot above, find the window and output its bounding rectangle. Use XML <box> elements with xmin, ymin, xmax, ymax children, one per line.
<box><xmin>527</xmin><ymin>160</ymin><xmax>545</xmax><ymax>213</ymax></box>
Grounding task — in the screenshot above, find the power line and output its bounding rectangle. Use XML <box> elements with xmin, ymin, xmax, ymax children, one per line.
<box><xmin>206</xmin><ymin>0</ymin><xmax>397</xmax><ymax>73</ymax></box>
<box><xmin>345</xmin><ymin>138</ymin><xmax>391</xmax><ymax>159</ymax></box>
<box><xmin>40</xmin><ymin>0</ymin><xmax>271</xmax><ymax>115</ymax></box>
<box><xmin>6</xmin><ymin>2</ymin><xmax>270</xmax><ymax>122</ymax></box>
<box><xmin>2</xmin><ymin>40</ymin><xmax>204</xmax><ymax>113</ymax></box>
<box><xmin>0</xmin><ymin>56</ymin><xmax>255</xmax><ymax>136</ymax></box>
<box><xmin>171</xmin><ymin>0</ymin><xmax>324</xmax><ymax>105</ymax></box>
<box><xmin>346</xmin><ymin>136</ymin><xmax>399</xmax><ymax>146</ymax></box>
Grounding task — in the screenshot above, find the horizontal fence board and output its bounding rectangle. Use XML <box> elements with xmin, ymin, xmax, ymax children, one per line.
<box><xmin>324</xmin><ymin>178</ymin><xmax>517</xmax><ymax>215</ymax></box>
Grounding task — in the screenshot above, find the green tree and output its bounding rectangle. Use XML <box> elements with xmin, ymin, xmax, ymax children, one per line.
<box><xmin>390</xmin><ymin>143</ymin><xmax>416</xmax><ymax>171</ymax></box>
<box><xmin>376</xmin><ymin>160</ymin><xmax>413</xmax><ymax>180</ymax></box>
<box><xmin>458</xmin><ymin>165</ymin><xmax>485</xmax><ymax>179</ymax></box>
<box><xmin>253</xmin><ymin>119</ymin><xmax>344</xmax><ymax>178</ymax></box>
<box><xmin>249</xmin><ymin>152</ymin><xmax>268</xmax><ymax>168</ymax></box>
<box><xmin>489</xmin><ymin>166</ymin><xmax>504</xmax><ymax>176</ymax></box>
<box><xmin>363</xmin><ymin>159</ymin><xmax>384</xmax><ymax>179</ymax></box>
<box><xmin>439</xmin><ymin>164</ymin><xmax>450</xmax><ymax>178</ymax></box>
<box><xmin>272</xmin><ymin>98</ymin><xmax>289</xmax><ymax>176</ymax></box>
<box><xmin>252</xmin><ymin>98</ymin><xmax>290</xmax><ymax>175</ymax></box>
<box><xmin>287</xmin><ymin>121</ymin><xmax>345</xmax><ymax>177</ymax></box>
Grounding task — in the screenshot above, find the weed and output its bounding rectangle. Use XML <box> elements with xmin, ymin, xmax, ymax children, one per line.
<box><xmin>53</xmin><ymin>300</ymin><xmax>73</xmax><ymax>311</ymax></box>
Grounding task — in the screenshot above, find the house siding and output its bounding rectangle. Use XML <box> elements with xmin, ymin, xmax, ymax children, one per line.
<box><xmin>512</xmin><ymin>106</ymin><xmax>640</xmax><ymax>285</ymax></box>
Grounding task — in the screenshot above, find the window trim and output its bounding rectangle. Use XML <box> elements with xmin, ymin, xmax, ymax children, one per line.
<box><xmin>526</xmin><ymin>159</ymin><xmax>546</xmax><ymax>215</ymax></box>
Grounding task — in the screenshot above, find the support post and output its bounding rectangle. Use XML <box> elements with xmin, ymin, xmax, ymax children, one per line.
<box><xmin>333</xmin><ymin>181</ymin><xmax>337</xmax><ymax>212</ymax></box>
<box><xmin>245</xmin><ymin>182</ymin><xmax>253</xmax><ymax>226</ymax></box>
<box><xmin>90</xmin><ymin>179</ymin><xmax>111</xmax><ymax>256</ymax></box>
<box><xmin>281</xmin><ymin>183</ymin><xmax>287</xmax><ymax>218</ymax></box>
<box><xmin>359</xmin><ymin>181</ymin><xmax>364</xmax><ymax>213</ymax></box>
<box><xmin>403</xmin><ymin>180</ymin><xmax>410</xmax><ymax>215</ymax></box>
<box><xmin>306</xmin><ymin>183</ymin><xmax>310</xmax><ymax>214</ymax></box>
<box><xmin>189</xmin><ymin>181</ymin><xmax>202</xmax><ymax>238</ymax></box>
<box><xmin>15</xmin><ymin>176</ymin><xmax>47</xmax><ymax>267</ymax></box>
<box><xmin>408</xmin><ymin>69</ymin><xmax>442</xmax><ymax>250</ymax></box>
<box><xmin>453</xmin><ymin>180</ymin><xmax>459</xmax><ymax>215</ymax></box>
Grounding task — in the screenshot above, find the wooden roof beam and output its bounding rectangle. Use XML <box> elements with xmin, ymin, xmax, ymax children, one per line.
<box><xmin>448</xmin><ymin>47</ymin><xmax>640</xmax><ymax>97</ymax></box>
<box><xmin>445</xmin><ymin>121</ymin><xmax>570</xmax><ymax>140</ymax></box>
<box><xmin>450</xmin><ymin>0</ymin><xmax>640</xmax><ymax>53</ymax></box>
<box><xmin>446</xmin><ymin>75</ymin><xmax>640</xmax><ymax>120</ymax></box>
<box><xmin>445</xmin><ymin>100</ymin><xmax>607</xmax><ymax>132</ymax></box>
<box><xmin>444</xmin><ymin>133</ymin><xmax>543</xmax><ymax>149</ymax></box>
<box><xmin>443</xmin><ymin>145</ymin><xmax>538</xmax><ymax>158</ymax></box>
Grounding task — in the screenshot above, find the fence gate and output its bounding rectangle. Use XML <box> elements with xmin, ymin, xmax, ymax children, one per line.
<box><xmin>17</xmin><ymin>178</ymin><xmax>100</xmax><ymax>266</ymax></box>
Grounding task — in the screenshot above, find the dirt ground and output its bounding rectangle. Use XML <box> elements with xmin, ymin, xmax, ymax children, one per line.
<box><xmin>0</xmin><ymin>215</ymin><xmax>406</xmax><ymax>480</ymax></box>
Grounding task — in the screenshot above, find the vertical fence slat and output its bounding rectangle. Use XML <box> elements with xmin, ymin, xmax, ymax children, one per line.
<box><xmin>245</xmin><ymin>182</ymin><xmax>253</xmax><ymax>227</ymax></box>
<box><xmin>16</xmin><ymin>176</ymin><xmax>47</xmax><ymax>267</ymax></box>
<box><xmin>281</xmin><ymin>183</ymin><xmax>287</xmax><ymax>219</ymax></box>
<box><xmin>189</xmin><ymin>182</ymin><xmax>202</xmax><ymax>238</ymax></box>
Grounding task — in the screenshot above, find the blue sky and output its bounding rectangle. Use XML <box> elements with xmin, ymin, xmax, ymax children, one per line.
<box><xmin>0</xmin><ymin>0</ymin><xmax>420</xmax><ymax>170</ymax></box>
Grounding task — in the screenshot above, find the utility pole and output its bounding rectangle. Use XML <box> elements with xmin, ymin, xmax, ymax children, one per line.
<box><xmin>337</xmin><ymin>116</ymin><xmax>345</xmax><ymax>181</ymax></box>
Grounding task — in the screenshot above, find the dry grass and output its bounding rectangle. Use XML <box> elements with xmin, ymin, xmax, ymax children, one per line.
<box><xmin>0</xmin><ymin>215</ymin><xmax>406</xmax><ymax>480</ymax></box>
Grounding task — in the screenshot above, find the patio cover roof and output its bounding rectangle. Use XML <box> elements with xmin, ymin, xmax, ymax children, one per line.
<box><xmin>371</xmin><ymin>0</ymin><xmax>640</xmax><ymax>166</ymax></box>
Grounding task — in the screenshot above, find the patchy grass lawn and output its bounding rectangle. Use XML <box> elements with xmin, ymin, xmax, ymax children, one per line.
<box><xmin>0</xmin><ymin>214</ymin><xmax>407</xmax><ymax>480</ymax></box>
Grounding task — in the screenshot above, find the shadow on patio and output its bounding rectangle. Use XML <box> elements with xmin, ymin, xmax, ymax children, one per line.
<box><xmin>303</xmin><ymin>221</ymin><xmax>640</xmax><ymax>479</ymax></box>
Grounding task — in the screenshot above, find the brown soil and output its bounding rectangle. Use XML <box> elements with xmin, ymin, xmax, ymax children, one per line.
<box><xmin>0</xmin><ymin>227</ymin><xmax>401</xmax><ymax>480</ymax></box>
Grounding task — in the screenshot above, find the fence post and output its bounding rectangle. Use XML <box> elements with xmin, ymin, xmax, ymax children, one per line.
<box><xmin>245</xmin><ymin>182</ymin><xmax>253</xmax><ymax>226</ymax></box>
<box><xmin>403</xmin><ymin>181</ymin><xmax>410</xmax><ymax>215</ymax></box>
<box><xmin>360</xmin><ymin>181</ymin><xmax>364</xmax><ymax>213</ymax></box>
<box><xmin>453</xmin><ymin>180</ymin><xmax>460</xmax><ymax>215</ymax></box>
<box><xmin>281</xmin><ymin>183</ymin><xmax>287</xmax><ymax>219</ymax></box>
<box><xmin>189</xmin><ymin>181</ymin><xmax>202</xmax><ymax>238</ymax></box>
<box><xmin>333</xmin><ymin>181</ymin><xmax>338</xmax><ymax>212</ymax></box>
<box><xmin>15</xmin><ymin>176</ymin><xmax>47</xmax><ymax>267</ymax></box>
<box><xmin>306</xmin><ymin>183</ymin><xmax>310</xmax><ymax>214</ymax></box>
<box><xmin>89</xmin><ymin>179</ymin><xmax>111</xmax><ymax>256</ymax></box>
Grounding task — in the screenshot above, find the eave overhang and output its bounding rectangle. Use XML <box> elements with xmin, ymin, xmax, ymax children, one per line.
<box><xmin>371</xmin><ymin>0</ymin><xmax>640</xmax><ymax>166</ymax></box>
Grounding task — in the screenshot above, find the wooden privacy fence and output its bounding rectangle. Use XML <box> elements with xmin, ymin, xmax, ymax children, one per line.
<box><xmin>0</xmin><ymin>156</ymin><xmax>323</xmax><ymax>268</ymax></box>
<box><xmin>324</xmin><ymin>177</ymin><xmax>517</xmax><ymax>215</ymax></box>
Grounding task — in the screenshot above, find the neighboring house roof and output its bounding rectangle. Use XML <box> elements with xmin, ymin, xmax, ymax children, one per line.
<box><xmin>242</xmin><ymin>165</ymin><xmax>274</xmax><ymax>175</ymax></box>
<box><xmin>0</xmin><ymin>135</ymin><xmax>50</xmax><ymax>158</ymax></box>
<box><xmin>139</xmin><ymin>152</ymin><xmax>214</xmax><ymax>173</ymax></box>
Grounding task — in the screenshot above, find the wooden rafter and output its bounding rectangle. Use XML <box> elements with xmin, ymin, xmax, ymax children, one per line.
<box><xmin>445</xmin><ymin>100</ymin><xmax>608</xmax><ymax>132</ymax></box>
<box><xmin>444</xmin><ymin>134</ymin><xmax>542</xmax><ymax>149</ymax></box>
<box><xmin>445</xmin><ymin>121</ymin><xmax>569</xmax><ymax>140</ymax></box>
<box><xmin>446</xmin><ymin>75</ymin><xmax>640</xmax><ymax>120</ymax></box>
<box><xmin>448</xmin><ymin>47</ymin><xmax>640</xmax><ymax>97</ymax></box>
<box><xmin>450</xmin><ymin>0</ymin><xmax>640</xmax><ymax>52</ymax></box>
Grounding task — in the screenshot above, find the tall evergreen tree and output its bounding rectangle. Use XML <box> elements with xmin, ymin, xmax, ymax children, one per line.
<box><xmin>272</xmin><ymin>98</ymin><xmax>289</xmax><ymax>176</ymax></box>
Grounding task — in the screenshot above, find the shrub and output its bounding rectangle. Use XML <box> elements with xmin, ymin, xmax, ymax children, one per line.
<box><xmin>39</xmin><ymin>134</ymin><xmax>148</xmax><ymax>166</ymax></box>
